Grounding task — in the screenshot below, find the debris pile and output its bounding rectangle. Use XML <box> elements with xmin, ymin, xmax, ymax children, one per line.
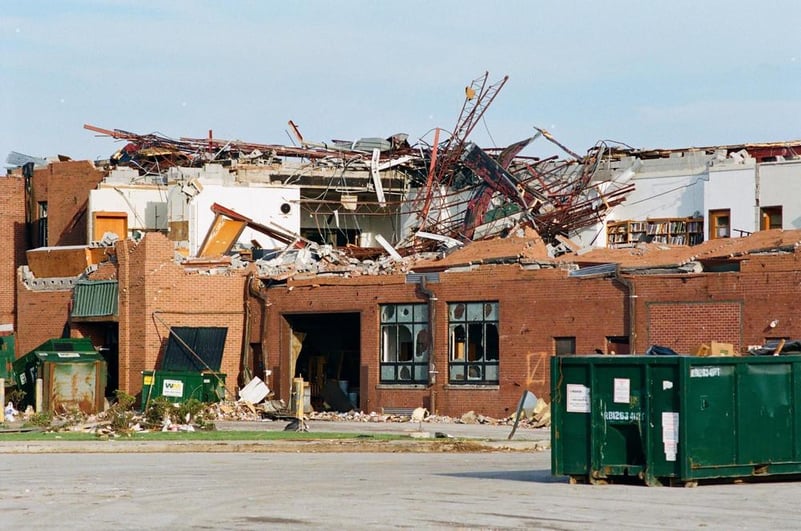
<box><xmin>85</xmin><ymin>72</ymin><xmax>636</xmax><ymax>264</ymax></box>
<box><xmin>253</xmin><ymin>243</ymin><xmax>422</xmax><ymax>279</ymax></box>
<box><xmin>306</xmin><ymin>404</ymin><xmax>551</xmax><ymax>429</ymax></box>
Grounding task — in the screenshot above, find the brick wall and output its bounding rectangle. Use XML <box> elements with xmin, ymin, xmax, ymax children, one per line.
<box><xmin>37</xmin><ymin>161</ymin><xmax>106</xmax><ymax>246</ymax></box>
<box><xmin>15</xmin><ymin>278</ymin><xmax>73</xmax><ymax>356</ymax></box>
<box><xmin>0</xmin><ymin>175</ymin><xmax>26</xmax><ymax>329</ymax></box>
<box><xmin>262</xmin><ymin>249</ymin><xmax>801</xmax><ymax>418</ymax></box>
<box><xmin>632</xmin><ymin>251</ymin><xmax>801</xmax><ymax>354</ymax></box>
<box><xmin>116</xmin><ymin>233</ymin><xmax>248</xmax><ymax>398</ymax></box>
<box><xmin>265</xmin><ymin>266</ymin><xmax>627</xmax><ymax>418</ymax></box>
<box><xmin>648</xmin><ymin>301</ymin><xmax>742</xmax><ymax>352</ymax></box>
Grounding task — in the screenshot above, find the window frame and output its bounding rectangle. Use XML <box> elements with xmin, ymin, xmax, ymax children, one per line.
<box><xmin>379</xmin><ymin>303</ymin><xmax>430</xmax><ymax>385</ymax></box>
<box><xmin>447</xmin><ymin>301</ymin><xmax>499</xmax><ymax>385</ymax></box>
<box><xmin>709</xmin><ymin>209</ymin><xmax>731</xmax><ymax>240</ymax></box>
<box><xmin>554</xmin><ymin>336</ymin><xmax>576</xmax><ymax>356</ymax></box>
<box><xmin>760</xmin><ymin>205</ymin><xmax>782</xmax><ymax>231</ymax></box>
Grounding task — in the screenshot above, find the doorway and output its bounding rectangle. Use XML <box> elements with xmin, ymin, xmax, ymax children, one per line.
<box><xmin>285</xmin><ymin>312</ymin><xmax>361</xmax><ymax>411</ymax></box>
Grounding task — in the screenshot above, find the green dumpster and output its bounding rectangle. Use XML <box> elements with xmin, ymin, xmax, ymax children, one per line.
<box><xmin>551</xmin><ymin>354</ymin><xmax>801</xmax><ymax>486</ymax></box>
<box><xmin>0</xmin><ymin>334</ymin><xmax>14</xmax><ymax>381</ymax></box>
<box><xmin>141</xmin><ymin>370</ymin><xmax>226</xmax><ymax>409</ymax></box>
<box><xmin>12</xmin><ymin>338</ymin><xmax>107</xmax><ymax>414</ymax></box>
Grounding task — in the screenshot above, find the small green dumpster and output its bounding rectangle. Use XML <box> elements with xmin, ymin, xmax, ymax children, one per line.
<box><xmin>12</xmin><ymin>338</ymin><xmax>107</xmax><ymax>414</ymax></box>
<box><xmin>551</xmin><ymin>354</ymin><xmax>801</xmax><ymax>486</ymax></box>
<box><xmin>141</xmin><ymin>370</ymin><xmax>226</xmax><ymax>409</ymax></box>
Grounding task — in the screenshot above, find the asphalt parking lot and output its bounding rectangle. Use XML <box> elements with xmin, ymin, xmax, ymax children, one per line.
<box><xmin>1</xmin><ymin>450</ymin><xmax>799</xmax><ymax>530</ymax></box>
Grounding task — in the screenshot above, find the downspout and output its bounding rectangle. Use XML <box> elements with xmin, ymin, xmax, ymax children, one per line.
<box><xmin>417</xmin><ymin>276</ymin><xmax>438</xmax><ymax>413</ymax></box>
<box><xmin>615</xmin><ymin>265</ymin><xmax>637</xmax><ymax>354</ymax></box>
<box><xmin>248</xmin><ymin>273</ymin><xmax>271</xmax><ymax>385</ymax></box>
<box><xmin>239</xmin><ymin>272</ymin><xmax>253</xmax><ymax>387</ymax></box>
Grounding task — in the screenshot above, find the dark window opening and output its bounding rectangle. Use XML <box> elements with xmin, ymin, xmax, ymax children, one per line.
<box><xmin>380</xmin><ymin>304</ymin><xmax>429</xmax><ymax>384</ymax></box>
<box><xmin>448</xmin><ymin>302</ymin><xmax>499</xmax><ymax>385</ymax></box>
<box><xmin>555</xmin><ymin>337</ymin><xmax>576</xmax><ymax>356</ymax></box>
<box><xmin>606</xmin><ymin>336</ymin><xmax>630</xmax><ymax>355</ymax></box>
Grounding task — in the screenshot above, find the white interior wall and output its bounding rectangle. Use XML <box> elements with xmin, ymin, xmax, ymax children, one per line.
<box><xmin>705</xmin><ymin>164</ymin><xmax>757</xmax><ymax>236</ymax></box>
<box><xmin>88</xmin><ymin>185</ymin><xmax>169</xmax><ymax>240</ymax></box>
<box><xmin>758</xmin><ymin>161</ymin><xmax>801</xmax><ymax>229</ymax></box>
<box><xmin>187</xmin><ymin>183</ymin><xmax>301</xmax><ymax>255</ymax></box>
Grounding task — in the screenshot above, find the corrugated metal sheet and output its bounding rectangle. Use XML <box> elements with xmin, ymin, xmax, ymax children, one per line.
<box><xmin>568</xmin><ymin>263</ymin><xmax>618</xmax><ymax>278</ymax></box>
<box><xmin>162</xmin><ymin>327</ymin><xmax>228</xmax><ymax>372</ymax></box>
<box><xmin>71</xmin><ymin>280</ymin><xmax>118</xmax><ymax>319</ymax></box>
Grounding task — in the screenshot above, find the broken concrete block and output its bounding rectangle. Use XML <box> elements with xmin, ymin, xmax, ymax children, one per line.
<box><xmin>411</xmin><ymin>407</ymin><xmax>429</xmax><ymax>423</ymax></box>
<box><xmin>460</xmin><ymin>410</ymin><xmax>477</xmax><ymax>424</ymax></box>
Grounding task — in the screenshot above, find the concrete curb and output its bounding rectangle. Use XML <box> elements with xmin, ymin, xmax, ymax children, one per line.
<box><xmin>0</xmin><ymin>437</ymin><xmax>549</xmax><ymax>454</ymax></box>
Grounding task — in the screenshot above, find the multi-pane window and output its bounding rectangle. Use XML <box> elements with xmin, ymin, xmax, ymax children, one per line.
<box><xmin>380</xmin><ymin>304</ymin><xmax>430</xmax><ymax>384</ymax></box>
<box><xmin>448</xmin><ymin>302</ymin><xmax>499</xmax><ymax>384</ymax></box>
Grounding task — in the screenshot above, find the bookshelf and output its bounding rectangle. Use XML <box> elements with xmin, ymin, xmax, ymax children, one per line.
<box><xmin>607</xmin><ymin>217</ymin><xmax>704</xmax><ymax>247</ymax></box>
<box><xmin>606</xmin><ymin>220</ymin><xmax>647</xmax><ymax>246</ymax></box>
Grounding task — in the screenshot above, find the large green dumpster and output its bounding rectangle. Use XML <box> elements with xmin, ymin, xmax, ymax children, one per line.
<box><xmin>12</xmin><ymin>338</ymin><xmax>107</xmax><ymax>414</ymax></box>
<box><xmin>551</xmin><ymin>354</ymin><xmax>801</xmax><ymax>486</ymax></box>
<box><xmin>141</xmin><ymin>370</ymin><xmax>226</xmax><ymax>409</ymax></box>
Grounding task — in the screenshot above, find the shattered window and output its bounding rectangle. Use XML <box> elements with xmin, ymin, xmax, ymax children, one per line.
<box><xmin>380</xmin><ymin>303</ymin><xmax>429</xmax><ymax>384</ymax></box>
<box><xmin>448</xmin><ymin>302</ymin><xmax>499</xmax><ymax>385</ymax></box>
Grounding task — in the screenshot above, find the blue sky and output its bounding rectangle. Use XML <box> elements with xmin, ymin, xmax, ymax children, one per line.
<box><xmin>3</xmin><ymin>0</ymin><xmax>801</xmax><ymax>165</ymax></box>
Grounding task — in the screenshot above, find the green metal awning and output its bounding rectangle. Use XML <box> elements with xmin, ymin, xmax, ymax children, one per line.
<box><xmin>71</xmin><ymin>280</ymin><xmax>118</xmax><ymax>321</ymax></box>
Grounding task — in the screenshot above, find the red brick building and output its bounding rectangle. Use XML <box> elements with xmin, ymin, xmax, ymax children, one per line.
<box><xmin>13</xmin><ymin>223</ymin><xmax>801</xmax><ymax>418</ymax></box>
<box><xmin>9</xmin><ymin>161</ymin><xmax>801</xmax><ymax>418</ymax></box>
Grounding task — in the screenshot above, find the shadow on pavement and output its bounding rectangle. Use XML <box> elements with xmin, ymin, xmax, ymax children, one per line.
<box><xmin>438</xmin><ymin>468</ymin><xmax>565</xmax><ymax>484</ymax></box>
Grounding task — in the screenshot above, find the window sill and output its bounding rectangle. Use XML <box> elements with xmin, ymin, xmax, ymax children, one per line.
<box><xmin>376</xmin><ymin>384</ymin><xmax>428</xmax><ymax>390</ymax></box>
<box><xmin>444</xmin><ymin>384</ymin><xmax>500</xmax><ymax>390</ymax></box>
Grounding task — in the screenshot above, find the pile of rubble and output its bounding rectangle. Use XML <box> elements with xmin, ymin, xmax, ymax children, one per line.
<box><xmin>307</xmin><ymin>399</ymin><xmax>551</xmax><ymax>429</ymax></box>
<box><xmin>3</xmin><ymin>383</ymin><xmax>551</xmax><ymax>436</ymax></box>
<box><xmin>252</xmin><ymin>243</ymin><xmax>427</xmax><ymax>279</ymax></box>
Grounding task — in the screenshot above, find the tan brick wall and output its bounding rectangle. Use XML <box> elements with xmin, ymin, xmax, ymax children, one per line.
<box><xmin>116</xmin><ymin>233</ymin><xmax>248</xmax><ymax>398</ymax></box>
<box><xmin>15</xmin><ymin>280</ymin><xmax>73</xmax><ymax>356</ymax></box>
<box><xmin>38</xmin><ymin>161</ymin><xmax>106</xmax><ymax>246</ymax></box>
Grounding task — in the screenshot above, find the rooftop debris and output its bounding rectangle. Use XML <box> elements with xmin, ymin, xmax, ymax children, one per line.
<box><xmin>83</xmin><ymin>72</ymin><xmax>637</xmax><ymax>264</ymax></box>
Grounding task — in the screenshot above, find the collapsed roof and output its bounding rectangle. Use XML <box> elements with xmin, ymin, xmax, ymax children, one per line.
<box><xmin>83</xmin><ymin>72</ymin><xmax>636</xmax><ymax>257</ymax></box>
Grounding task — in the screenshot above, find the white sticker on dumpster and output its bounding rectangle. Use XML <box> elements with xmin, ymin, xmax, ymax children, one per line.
<box><xmin>566</xmin><ymin>384</ymin><xmax>590</xmax><ymax>413</ymax></box>
<box><xmin>613</xmin><ymin>378</ymin><xmax>630</xmax><ymax>403</ymax></box>
<box><xmin>690</xmin><ymin>366</ymin><xmax>721</xmax><ymax>378</ymax></box>
<box><xmin>162</xmin><ymin>379</ymin><xmax>184</xmax><ymax>398</ymax></box>
<box><xmin>662</xmin><ymin>412</ymin><xmax>679</xmax><ymax>462</ymax></box>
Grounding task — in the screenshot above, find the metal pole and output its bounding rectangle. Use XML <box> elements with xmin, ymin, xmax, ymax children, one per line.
<box><xmin>35</xmin><ymin>378</ymin><xmax>43</xmax><ymax>413</ymax></box>
<box><xmin>293</xmin><ymin>377</ymin><xmax>304</xmax><ymax>420</ymax></box>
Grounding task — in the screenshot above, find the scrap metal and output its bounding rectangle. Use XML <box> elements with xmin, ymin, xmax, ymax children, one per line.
<box><xmin>85</xmin><ymin>71</ymin><xmax>637</xmax><ymax>263</ymax></box>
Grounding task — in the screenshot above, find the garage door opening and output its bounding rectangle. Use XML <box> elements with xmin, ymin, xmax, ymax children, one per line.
<box><xmin>285</xmin><ymin>312</ymin><xmax>361</xmax><ymax>412</ymax></box>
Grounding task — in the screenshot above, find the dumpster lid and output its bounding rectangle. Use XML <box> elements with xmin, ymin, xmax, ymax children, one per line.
<box><xmin>16</xmin><ymin>338</ymin><xmax>103</xmax><ymax>365</ymax></box>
